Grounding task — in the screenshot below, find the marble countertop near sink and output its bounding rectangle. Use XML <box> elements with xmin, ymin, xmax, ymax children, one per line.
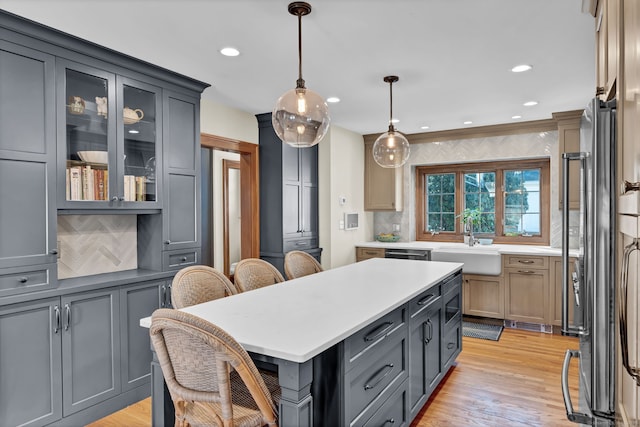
<box><xmin>356</xmin><ymin>241</ymin><xmax>579</xmax><ymax>257</ymax></box>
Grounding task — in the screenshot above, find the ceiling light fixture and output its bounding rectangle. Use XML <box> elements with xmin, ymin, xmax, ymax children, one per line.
<box><xmin>511</xmin><ymin>64</ymin><xmax>532</xmax><ymax>73</ymax></box>
<box><xmin>523</xmin><ymin>101</ymin><xmax>538</xmax><ymax>106</ymax></box>
<box><xmin>372</xmin><ymin>76</ymin><xmax>410</xmax><ymax>168</ymax></box>
<box><xmin>272</xmin><ymin>2</ymin><xmax>330</xmax><ymax>148</ymax></box>
<box><xmin>220</xmin><ymin>47</ymin><xmax>240</xmax><ymax>57</ymax></box>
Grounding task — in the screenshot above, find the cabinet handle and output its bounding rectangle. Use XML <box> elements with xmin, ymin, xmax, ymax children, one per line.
<box><xmin>619</xmin><ymin>238</ymin><xmax>640</xmax><ymax>385</ymax></box>
<box><xmin>622</xmin><ymin>180</ymin><xmax>640</xmax><ymax>194</ymax></box>
<box><xmin>423</xmin><ymin>319</ymin><xmax>433</xmax><ymax>344</ymax></box>
<box><xmin>386</xmin><ymin>419</ymin><xmax>395</xmax><ymax>425</ymax></box>
<box><xmin>295</xmin><ymin>241</ymin><xmax>308</xmax><ymax>247</ymax></box>
<box><xmin>64</xmin><ymin>304</ymin><xmax>70</xmax><ymax>331</ymax></box>
<box><xmin>447</xmin><ymin>342</ymin><xmax>455</xmax><ymax>350</ymax></box>
<box><xmin>517</xmin><ymin>259</ymin><xmax>534</xmax><ymax>264</ymax></box>
<box><xmin>417</xmin><ymin>293</ymin><xmax>436</xmax><ymax>306</ymax></box>
<box><xmin>19</xmin><ymin>276</ymin><xmax>28</xmax><ymax>284</ymax></box>
<box><xmin>518</xmin><ymin>270</ymin><xmax>536</xmax><ymax>274</ymax></box>
<box><xmin>111</xmin><ymin>196</ymin><xmax>119</xmax><ymax>202</ymax></box>
<box><xmin>364</xmin><ymin>321</ymin><xmax>394</xmax><ymax>342</ymax></box>
<box><xmin>54</xmin><ymin>305</ymin><xmax>61</xmax><ymax>334</ymax></box>
<box><xmin>363</xmin><ymin>363</ymin><xmax>394</xmax><ymax>390</ymax></box>
<box><xmin>167</xmin><ymin>284</ymin><xmax>172</xmax><ymax>307</ymax></box>
<box><xmin>50</xmin><ymin>249</ymin><xmax>58</xmax><ymax>255</ymax></box>
<box><xmin>161</xmin><ymin>285</ymin><xmax>166</xmax><ymax>308</ymax></box>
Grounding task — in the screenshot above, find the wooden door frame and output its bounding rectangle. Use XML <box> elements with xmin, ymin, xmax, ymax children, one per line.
<box><xmin>201</xmin><ymin>133</ymin><xmax>259</xmax><ymax>260</ymax></box>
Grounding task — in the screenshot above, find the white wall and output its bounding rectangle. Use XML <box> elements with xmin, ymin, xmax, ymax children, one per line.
<box><xmin>200</xmin><ymin>96</ymin><xmax>258</xmax><ymax>144</ymax></box>
<box><xmin>319</xmin><ymin>126</ymin><xmax>373</xmax><ymax>268</ymax></box>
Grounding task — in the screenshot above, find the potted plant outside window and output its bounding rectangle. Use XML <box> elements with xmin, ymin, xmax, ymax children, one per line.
<box><xmin>458</xmin><ymin>208</ymin><xmax>481</xmax><ymax>244</ymax></box>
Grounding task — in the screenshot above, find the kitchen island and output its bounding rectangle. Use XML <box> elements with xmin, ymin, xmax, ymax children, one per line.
<box><xmin>141</xmin><ymin>258</ymin><xmax>463</xmax><ymax>426</ymax></box>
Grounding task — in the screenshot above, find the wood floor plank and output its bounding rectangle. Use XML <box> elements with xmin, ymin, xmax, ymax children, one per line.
<box><xmin>87</xmin><ymin>327</ymin><xmax>579</xmax><ymax>427</ymax></box>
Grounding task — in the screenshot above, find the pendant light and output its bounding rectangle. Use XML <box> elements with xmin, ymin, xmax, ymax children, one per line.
<box><xmin>272</xmin><ymin>2</ymin><xmax>330</xmax><ymax>148</ymax></box>
<box><xmin>372</xmin><ymin>76</ymin><xmax>410</xmax><ymax>168</ymax></box>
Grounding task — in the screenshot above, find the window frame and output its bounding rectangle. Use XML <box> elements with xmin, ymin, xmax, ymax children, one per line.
<box><xmin>415</xmin><ymin>158</ymin><xmax>550</xmax><ymax>245</ymax></box>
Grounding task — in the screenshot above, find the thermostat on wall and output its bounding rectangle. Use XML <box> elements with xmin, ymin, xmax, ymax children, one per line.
<box><xmin>344</xmin><ymin>212</ymin><xmax>359</xmax><ymax>230</ymax></box>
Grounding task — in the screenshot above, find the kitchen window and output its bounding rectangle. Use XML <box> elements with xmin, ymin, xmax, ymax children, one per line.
<box><xmin>415</xmin><ymin>159</ymin><xmax>550</xmax><ymax>244</ymax></box>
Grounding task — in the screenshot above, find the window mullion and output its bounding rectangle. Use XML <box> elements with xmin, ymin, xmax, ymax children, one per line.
<box><xmin>495</xmin><ymin>169</ymin><xmax>504</xmax><ymax>236</ymax></box>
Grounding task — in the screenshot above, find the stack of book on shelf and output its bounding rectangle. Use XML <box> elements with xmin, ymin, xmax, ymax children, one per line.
<box><xmin>66</xmin><ymin>165</ymin><xmax>147</xmax><ymax>201</ymax></box>
<box><xmin>66</xmin><ymin>165</ymin><xmax>108</xmax><ymax>201</ymax></box>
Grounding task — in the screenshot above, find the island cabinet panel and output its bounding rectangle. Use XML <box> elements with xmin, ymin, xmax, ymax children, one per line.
<box><xmin>408</xmin><ymin>285</ymin><xmax>442</xmax><ymax>419</ymax></box>
<box><xmin>0</xmin><ymin>298</ymin><xmax>62</xmax><ymax>427</ymax></box>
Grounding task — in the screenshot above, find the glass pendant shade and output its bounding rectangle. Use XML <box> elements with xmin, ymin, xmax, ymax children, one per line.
<box><xmin>272</xmin><ymin>86</ymin><xmax>330</xmax><ymax>147</ymax></box>
<box><xmin>372</xmin><ymin>128</ymin><xmax>411</xmax><ymax>168</ymax></box>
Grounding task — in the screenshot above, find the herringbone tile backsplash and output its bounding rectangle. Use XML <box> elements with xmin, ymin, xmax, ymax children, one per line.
<box><xmin>58</xmin><ymin>215</ymin><xmax>137</xmax><ymax>279</ymax></box>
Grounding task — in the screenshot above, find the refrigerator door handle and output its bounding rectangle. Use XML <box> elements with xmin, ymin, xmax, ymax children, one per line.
<box><xmin>619</xmin><ymin>238</ymin><xmax>640</xmax><ymax>385</ymax></box>
<box><xmin>562</xmin><ymin>152</ymin><xmax>587</xmax><ymax>336</ymax></box>
<box><xmin>561</xmin><ymin>349</ymin><xmax>593</xmax><ymax>425</ymax></box>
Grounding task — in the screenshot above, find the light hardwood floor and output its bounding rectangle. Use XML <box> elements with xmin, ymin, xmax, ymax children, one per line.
<box><xmin>87</xmin><ymin>327</ymin><xmax>579</xmax><ymax>427</ymax></box>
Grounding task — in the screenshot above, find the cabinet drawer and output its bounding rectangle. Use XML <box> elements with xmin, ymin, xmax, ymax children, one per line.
<box><xmin>442</xmin><ymin>271</ymin><xmax>462</xmax><ymax>293</ymax></box>
<box><xmin>162</xmin><ymin>249</ymin><xmax>199</xmax><ymax>271</ymax></box>
<box><xmin>356</xmin><ymin>247</ymin><xmax>386</xmax><ymax>261</ymax></box>
<box><xmin>0</xmin><ymin>265</ymin><xmax>55</xmax><ymax>297</ymax></box>
<box><xmin>346</xmin><ymin>332</ymin><xmax>407</xmax><ymax>425</ymax></box>
<box><xmin>363</xmin><ymin>380</ymin><xmax>408</xmax><ymax>427</ymax></box>
<box><xmin>344</xmin><ymin>306</ymin><xmax>406</xmax><ymax>367</ymax></box>
<box><xmin>284</xmin><ymin>238</ymin><xmax>318</xmax><ymax>252</ymax></box>
<box><xmin>442</xmin><ymin>324</ymin><xmax>461</xmax><ymax>368</ymax></box>
<box><xmin>504</xmin><ymin>255</ymin><xmax>548</xmax><ymax>269</ymax></box>
<box><xmin>408</xmin><ymin>285</ymin><xmax>441</xmax><ymax>318</ymax></box>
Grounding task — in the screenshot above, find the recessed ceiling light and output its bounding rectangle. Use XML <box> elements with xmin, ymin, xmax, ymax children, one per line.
<box><xmin>128</xmin><ymin>129</ymin><xmax>139</xmax><ymax>134</ymax></box>
<box><xmin>220</xmin><ymin>47</ymin><xmax>240</xmax><ymax>57</ymax></box>
<box><xmin>523</xmin><ymin>101</ymin><xmax>538</xmax><ymax>107</ymax></box>
<box><xmin>463</xmin><ymin>121</ymin><xmax>473</xmax><ymax>125</ymax></box>
<box><xmin>326</xmin><ymin>96</ymin><xmax>340</xmax><ymax>103</ymax></box>
<box><xmin>420</xmin><ymin>126</ymin><xmax>430</xmax><ymax>130</ymax></box>
<box><xmin>512</xmin><ymin>115</ymin><xmax>522</xmax><ymax>119</ymax></box>
<box><xmin>511</xmin><ymin>64</ymin><xmax>532</xmax><ymax>73</ymax></box>
<box><xmin>390</xmin><ymin>118</ymin><xmax>400</xmax><ymax>124</ymax></box>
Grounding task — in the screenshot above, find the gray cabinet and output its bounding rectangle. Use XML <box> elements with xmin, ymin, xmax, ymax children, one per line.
<box><xmin>257</xmin><ymin>113</ymin><xmax>320</xmax><ymax>274</ymax></box>
<box><xmin>56</xmin><ymin>59</ymin><xmax>163</xmax><ymax>209</ymax></box>
<box><xmin>162</xmin><ymin>90</ymin><xmax>201</xmax><ymax>255</ymax></box>
<box><xmin>0</xmin><ymin>40</ymin><xmax>57</xmax><ymax>276</ymax></box>
<box><xmin>61</xmin><ymin>288</ymin><xmax>121</xmax><ymax>416</ymax></box>
<box><xmin>120</xmin><ymin>280</ymin><xmax>164</xmax><ymax>392</ymax></box>
<box><xmin>408</xmin><ymin>287</ymin><xmax>442</xmax><ymax>419</ymax></box>
<box><xmin>0</xmin><ymin>298</ymin><xmax>62</xmax><ymax>427</ymax></box>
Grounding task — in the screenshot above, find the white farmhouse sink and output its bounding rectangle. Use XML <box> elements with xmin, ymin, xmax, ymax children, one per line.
<box><xmin>430</xmin><ymin>247</ymin><xmax>501</xmax><ymax>275</ymax></box>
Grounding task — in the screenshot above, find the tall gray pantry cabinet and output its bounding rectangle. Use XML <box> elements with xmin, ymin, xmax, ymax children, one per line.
<box><xmin>256</xmin><ymin>113</ymin><xmax>321</xmax><ymax>275</ymax></box>
<box><xmin>0</xmin><ymin>10</ymin><xmax>208</xmax><ymax>427</ymax></box>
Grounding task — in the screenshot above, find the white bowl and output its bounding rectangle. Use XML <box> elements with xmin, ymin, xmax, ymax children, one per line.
<box><xmin>77</xmin><ymin>151</ymin><xmax>108</xmax><ymax>164</ymax></box>
<box><xmin>478</xmin><ymin>238</ymin><xmax>494</xmax><ymax>245</ymax></box>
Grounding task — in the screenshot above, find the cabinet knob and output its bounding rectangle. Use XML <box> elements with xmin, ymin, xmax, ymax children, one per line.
<box><xmin>596</xmin><ymin>86</ymin><xmax>606</xmax><ymax>96</ymax></box>
<box><xmin>622</xmin><ymin>180</ymin><xmax>640</xmax><ymax>194</ymax></box>
<box><xmin>19</xmin><ymin>276</ymin><xmax>28</xmax><ymax>283</ymax></box>
<box><xmin>50</xmin><ymin>249</ymin><xmax>58</xmax><ymax>255</ymax></box>
<box><xmin>181</xmin><ymin>256</ymin><xmax>187</xmax><ymax>262</ymax></box>
<box><xmin>164</xmin><ymin>240</ymin><xmax>171</xmax><ymax>244</ymax></box>
<box><xmin>118</xmin><ymin>196</ymin><xmax>125</xmax><ymax>201</ymax></box>
<box><xmin>111</xmin><ymin>196</ymin><xmax>119</xmax><ymax>202</ymax></box>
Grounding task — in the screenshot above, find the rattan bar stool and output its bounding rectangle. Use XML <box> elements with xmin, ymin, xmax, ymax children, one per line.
<box><xmin>233</xmin><ymin>259</ymin><xmax>285</xmax><ymax>293</ymax></box>
<box><xmin>150</xmin><ymin>308</ymin><xmax>280</xmax><ymax>426</ymax></box>
<box><xmin>283</xmin><ymin>250</ymin><xmax>323</xmax><ymax>280</ymax></box>
<box><xmin>171</xmin><ymin>265</ymin><xmax>238</xmax><ymax>309</ymax></box>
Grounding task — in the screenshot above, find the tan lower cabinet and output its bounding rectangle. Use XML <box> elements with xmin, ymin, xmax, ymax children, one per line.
<box><xmin>356</xmin><ymin>247</ymin><xmax>385</xmax><ymax>262</ymax></box>
<box><xmin>549</xmin><ymin>257</ymin><xmax>576</xmax><ymax>327</ymax></box>
<box><xmin>504</xmin><ymin>267</ymin><xmax>549</xmax><ymax>324</ymax></box>
<box><xmin>462</xmin><ymin>274</ymin><xmax>504</xmax><ymax>319</ymax></box>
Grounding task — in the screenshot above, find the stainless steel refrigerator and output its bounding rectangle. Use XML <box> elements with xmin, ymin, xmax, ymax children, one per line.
<box><xmin>561</xmin><ymin>98</ymin><xmax>616</xmax><ymax>426</ymax></box>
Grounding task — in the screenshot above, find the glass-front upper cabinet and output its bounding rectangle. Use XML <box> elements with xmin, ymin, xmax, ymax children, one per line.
<box><xmin>57</xmin><ymin>60</ymin><xmax>161</xmax><ymax>209</ymax></box>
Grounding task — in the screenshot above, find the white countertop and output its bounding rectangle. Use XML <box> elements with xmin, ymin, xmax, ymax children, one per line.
<box><xmin>140</xmin><ymin>258</ymin><xmax>462</xmax><ymax>363</ymax></box>
<box><xmin>357</xmin><ymin>241</ymin><xmax>579</xmax><ymax>257</ymax></box>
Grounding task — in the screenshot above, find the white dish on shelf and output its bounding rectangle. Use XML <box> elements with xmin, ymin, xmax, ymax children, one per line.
<box><xmin>77</xmin><ymin>150</ymin><xmax>108</xmax><ymax>164</ymax></box>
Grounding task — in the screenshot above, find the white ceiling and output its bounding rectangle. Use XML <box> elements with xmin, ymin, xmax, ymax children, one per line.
<box><xmin>1</xmin><ymin>0</ymin><xmax>596</xmax><ymax>136</ymax></box>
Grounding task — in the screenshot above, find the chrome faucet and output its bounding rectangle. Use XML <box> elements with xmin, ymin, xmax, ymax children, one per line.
<box><xmin>466</xmin><ymin>220</ymin><xmax>477</xmax><ymax>247</ymax></box>
<box><xmin>430</xmin><ymin>226</ymin><xmax>442</xmax><ymax>236</ymax></box>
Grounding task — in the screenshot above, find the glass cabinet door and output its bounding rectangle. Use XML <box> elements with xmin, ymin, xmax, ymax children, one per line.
<box><xmin>119</xmin><ymin>79</ymin><xmax>161</xmax><ymax>204</ymax></box>
<box><xmin>62</xmin><ymin>66</ymin><xmax>115</xmax><ymax>204</ymax></box>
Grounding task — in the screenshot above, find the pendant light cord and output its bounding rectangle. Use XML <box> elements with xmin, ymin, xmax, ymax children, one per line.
<box><xmin>296</xmin><ymin>13</ymin><xmax>305</xmax><ymax>89</ymax></box>
<box><xmin>388</xmin><ymin>80</ymin><xmax>395</xmax><ymax>132</ymax></box>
